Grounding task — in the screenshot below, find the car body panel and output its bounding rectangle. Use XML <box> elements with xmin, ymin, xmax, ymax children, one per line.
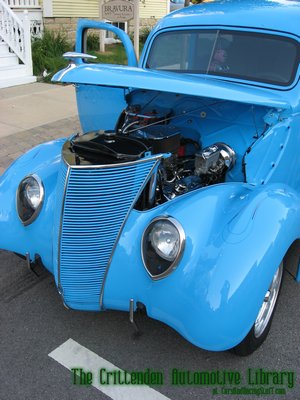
<box><xmin>60</xmin><ymin>20</ymin><xmax>138</xmax><ymax>135</ymax></box>
<box><xmin>53</xmin><ymin>64</ymin><xmax>292</xmax><ymax>110</ymax></box>
<box><xmin>0</xmin><ymin>140</ymin><xmax>65</xmax><ymax>272</ymax></box>
<box><xmin>1</xmin><ymin>0</ymin><xmax>300</xmax><ymax>352</ymax></box>
<box><xmin>74</xmin><ymin>19</ymin><xmax>138</xmax><ymax>67</ymax></box>
<box><xmin>75</xmin><ymin>84</ymin><xmax>127</xmax><ymax>133</ymax></box>
<box><xmin>1</xmin><ymin>146</ymin><xmax>299</xmax><ymax>349</ymax></box>
<box><xmin>245</xmin><ymin>115</ymin><xmax>300</xmax><ymax>188</ymax></box>
<box><xmin>156</xmin><ymin>0</ymin><xmax>300</xmax><ymax>36</ymax></box>
<box><xmin>103</xmin><ymin>183</ymin><xmax>300</xmax><ymax>350</ymax></box>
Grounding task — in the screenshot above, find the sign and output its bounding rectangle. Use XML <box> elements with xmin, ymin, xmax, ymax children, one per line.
<box><xmin>102</xmin><ymin>0</ymin><xmax>134</xmax><ymax>22</ymax></box>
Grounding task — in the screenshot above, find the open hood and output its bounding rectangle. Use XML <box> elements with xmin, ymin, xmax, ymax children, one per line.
<box><xmin>53</xmin><ymin>64</ymin><xmax>291</xmax><ymax>110</ymax></box>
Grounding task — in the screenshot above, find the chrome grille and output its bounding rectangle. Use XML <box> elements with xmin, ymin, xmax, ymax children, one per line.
<box><xmin>53</xmin><ymin>159</ymin><xmax>69</xmax><ymax>287</ymax></box>
<box><xmin>58</xmin><ymin>159</ymin><xmax>158</xmax><ymax>311</ymax></box>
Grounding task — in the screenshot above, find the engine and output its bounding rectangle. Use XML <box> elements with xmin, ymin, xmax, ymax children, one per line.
<box><xmin>67</xmin><ymin>105</ymin><xmax>236</xmax><ymax>210</ymax></box>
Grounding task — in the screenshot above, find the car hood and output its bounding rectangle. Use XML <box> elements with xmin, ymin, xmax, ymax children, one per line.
<box><xmin>53</xmin><ymin>64</ymin><xmax>291</xmax><ymax>110</ymax></box>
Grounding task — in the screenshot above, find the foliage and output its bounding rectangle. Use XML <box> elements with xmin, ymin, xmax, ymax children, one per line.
<box><xmin>32</xmin><ymin>30</ymin><xmax>72</xmax><ymax>82</ymax></box>
<box><xmin>86</xmin><ymin>33</ymin><xmax>100</xmax><ymax>51</ymax></box>
<box><xmin>139</xmin><ymin>26</ymin><xmax>152</xmax><ymax>44</ymax></box>
<box><xmin>129</xmin><ymin>26</ymin><xmax>152</xmax><ymax>44</ymax></box>
<box><xmin>32</xmin><ymin>29</ymin><xmax>146</xmax><ymax>81</ymax></box>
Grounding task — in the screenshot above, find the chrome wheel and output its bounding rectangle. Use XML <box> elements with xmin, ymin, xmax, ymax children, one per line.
<box><xmin>254</xmin><ymin>262</ymin><xmax>283</xmax><ymax>338</ymax></box>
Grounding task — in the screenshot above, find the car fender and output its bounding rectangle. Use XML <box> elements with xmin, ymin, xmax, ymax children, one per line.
<box><xmin>104</xmin><ymin>182</ymin><xmax>300</xmax><ymax>350</ymax></box>
<box><xmin>0</xmin><ymin>139</ymin><xmax>66</xmax><ymax>273</ymax></box>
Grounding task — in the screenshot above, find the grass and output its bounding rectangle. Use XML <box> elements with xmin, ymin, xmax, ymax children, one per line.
<box><xmin>89</xmin><ymin>43</ymin><xmax>145</xmax><ymax>65</ymax></box>
<box><xmin>89</xmin><ymin>44</ymin><xmax>128</xmax><ymax>65</ymax></box>
<box><xmin>32</xmin><ymin>31</ymin><xmax>146</xmax><ymax>82</ymax></box>
<box><xmin>83</xmin><ymin>31</ymin><xmax>145</xmax><ymax>65</ymax></box>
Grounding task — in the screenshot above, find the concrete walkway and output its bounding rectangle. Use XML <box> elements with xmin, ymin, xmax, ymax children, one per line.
<box><xmin>0</xmin><ymin>82</ymin><xmax>80</xmax><ymax>175</ymax></box>
<box><xmin>0</xmin><ymin>82</ymin><xmax>78</xmax><ymax>138</ymax></box>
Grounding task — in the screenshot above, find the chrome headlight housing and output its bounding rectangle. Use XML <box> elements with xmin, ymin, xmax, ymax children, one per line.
<box><xmin>17</xmin><ymin>174</ymin><xmax>44</xmax><ymax>226</ymax></box>
<box><xmin>142</xmin><ymin>217</ymin><xmax>185</xmax><ymax>280</ymax></box>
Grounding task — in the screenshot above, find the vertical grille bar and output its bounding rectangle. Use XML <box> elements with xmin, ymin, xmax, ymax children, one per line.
<box><xmin>53</xmin><ymin>160</ymin><xmax>69</xmax><ymax>287</ymax></box>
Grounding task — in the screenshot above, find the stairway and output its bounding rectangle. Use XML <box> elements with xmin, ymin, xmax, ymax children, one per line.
<box><xmin>0</xmin><ymin>0</ymin><xmax>36</xmax><ymax>88</ymax></box>
<box><xmin>0</xmin><ymin>41</ymin><xmax>36</xmax><ymax>88</ymax></box>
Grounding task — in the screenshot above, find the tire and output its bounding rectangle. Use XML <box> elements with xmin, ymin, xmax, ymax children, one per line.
<box><xmin>231</xmin><ymin>261</ymin><xmax>284</xmax><ymax>356</ymax></box>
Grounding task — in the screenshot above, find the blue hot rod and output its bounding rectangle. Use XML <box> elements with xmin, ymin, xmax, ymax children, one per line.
<box><xmin>1</xmin><ymin>0</ymin><xmax>300</xmax><ymax>356</ymax></box>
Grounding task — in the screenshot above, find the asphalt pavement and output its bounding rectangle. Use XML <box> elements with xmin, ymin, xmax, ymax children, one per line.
<box><xmin>0</xmin><ymin>250</ymin><xmax>299</xmax><ymax>400</ymax></box>
<box><xmin>0</xmin><ymin>83</ymin><xmax>299</xmax><ymax>400</ymax></box>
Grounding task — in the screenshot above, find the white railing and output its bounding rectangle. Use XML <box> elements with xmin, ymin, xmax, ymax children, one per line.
<box><xmin>4</xmin><ymin>0</ymin><xmax>40</xmax><ymax>8</ymax></box>
<box><xmin>0</xmin><ymin>0</ymin><xmax>33</xmax><ymax>74</ymax></box>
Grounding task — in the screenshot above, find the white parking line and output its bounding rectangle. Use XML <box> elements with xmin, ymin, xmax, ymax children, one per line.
<box><xmin>49</xmin><ymin>338</ymin><xmax>171</xmax><ymax>400</ymax></box>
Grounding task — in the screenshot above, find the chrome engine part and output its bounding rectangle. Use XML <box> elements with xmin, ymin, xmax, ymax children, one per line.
<box><xmin>194</xmin><ymin>143</ymin><xmax>236</xmax><ymax>185</ymax></box>
<box><xmin>68</xmin><ymin>104</ymin><xmax>237</xmax><ymax>210</ymax></box>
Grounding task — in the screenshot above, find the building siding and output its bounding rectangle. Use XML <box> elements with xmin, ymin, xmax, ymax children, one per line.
<box><xmin>49</xmin><ymin>0</ymin><xmax>168</xmax><ymax>19</ymax></box>
<box><xmin>52</xmin><ymin>0</ymin><xmax>99</xmax><ymax>18</ymax></box>
<box><xmin>139</xmin><ymin>0</ymin><xmax>168</xmax><ymax>19</ymax></box>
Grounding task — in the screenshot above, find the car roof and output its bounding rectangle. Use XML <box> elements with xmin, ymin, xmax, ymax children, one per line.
<box><xmin>157</xmin><ymin>0</ymin><xmax>300</xmax><ymax>37</ymax></box>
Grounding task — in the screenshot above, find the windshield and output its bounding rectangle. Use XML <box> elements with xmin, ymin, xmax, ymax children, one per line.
<box><xmin>146</xmin><ymin>30</ymin><xmax>299</xmax><ymax>87</ymax></box>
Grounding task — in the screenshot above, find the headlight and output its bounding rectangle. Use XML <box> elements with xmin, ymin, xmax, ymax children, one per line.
<box><xmin>142</xmin><ymin>217</ymin><xmax>185</xmax><ymax>280</ymax></box>
<box><xmin>17</xmin><ymin>174</ymin><xmax>44</xmax><ymax>225</ymax></box>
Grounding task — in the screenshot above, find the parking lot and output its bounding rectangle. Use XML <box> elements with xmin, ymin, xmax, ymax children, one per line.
<box><xmin>1</xmin><ymin>248</ymin><xmax>299</xmax><ymax>400</ymax></box>
<box><xmin>0</xmin><ymin>84</ymin><xmax>299</xmax><ymax>400</ymax></box>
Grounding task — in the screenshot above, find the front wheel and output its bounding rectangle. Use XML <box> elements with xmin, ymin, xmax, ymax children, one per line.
<box><xmin>231</xmin><ymin>262</ymin><xmax>284</xmax><ymax>356</ymax></box>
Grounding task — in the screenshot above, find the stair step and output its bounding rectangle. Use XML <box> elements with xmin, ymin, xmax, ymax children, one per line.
<box><xmin>0</xmin><ymin>42</ymin><xmax>10</xmax><ymax>55</ymax></box>
<box><xmin>0</xmin><ymin>64</ymin><xmax>32</xmax><ymax>79</ymax></box>
<box><xmin>0</xmin><ymin>64</ymin><xmax>36</xmax><ymax>88</ymax></box>
<box><xmin>0</xmin><ymin>53</ymin><xmax>19</xmax><ymax>67</ymax></box>
<box><xmin>0</xmin><ymin>75</ymin><xmax>36</xmax><ymax>89</ymax></box>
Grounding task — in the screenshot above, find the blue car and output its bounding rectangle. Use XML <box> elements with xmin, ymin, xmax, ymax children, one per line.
<box><xmin>1</xmin><ymin>0</ymin><xmax>300</xmax><ymax>356</ymax></box>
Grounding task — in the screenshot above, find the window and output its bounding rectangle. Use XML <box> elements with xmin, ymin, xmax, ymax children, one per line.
<box><xmin>146</xmin><ymin>29</ymin><xmax>299</xmax><ymax>86</ymax></box>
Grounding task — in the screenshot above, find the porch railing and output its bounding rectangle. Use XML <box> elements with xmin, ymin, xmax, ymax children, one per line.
<box><xmin>4</xmin><ymin>0</ymin><xmax>40</xmax><ymax>8</ymax></box>
<box><xmin>0</xmin><ymin>0</ymin><xmax>33</xmax><ymax>74</ymax></box>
